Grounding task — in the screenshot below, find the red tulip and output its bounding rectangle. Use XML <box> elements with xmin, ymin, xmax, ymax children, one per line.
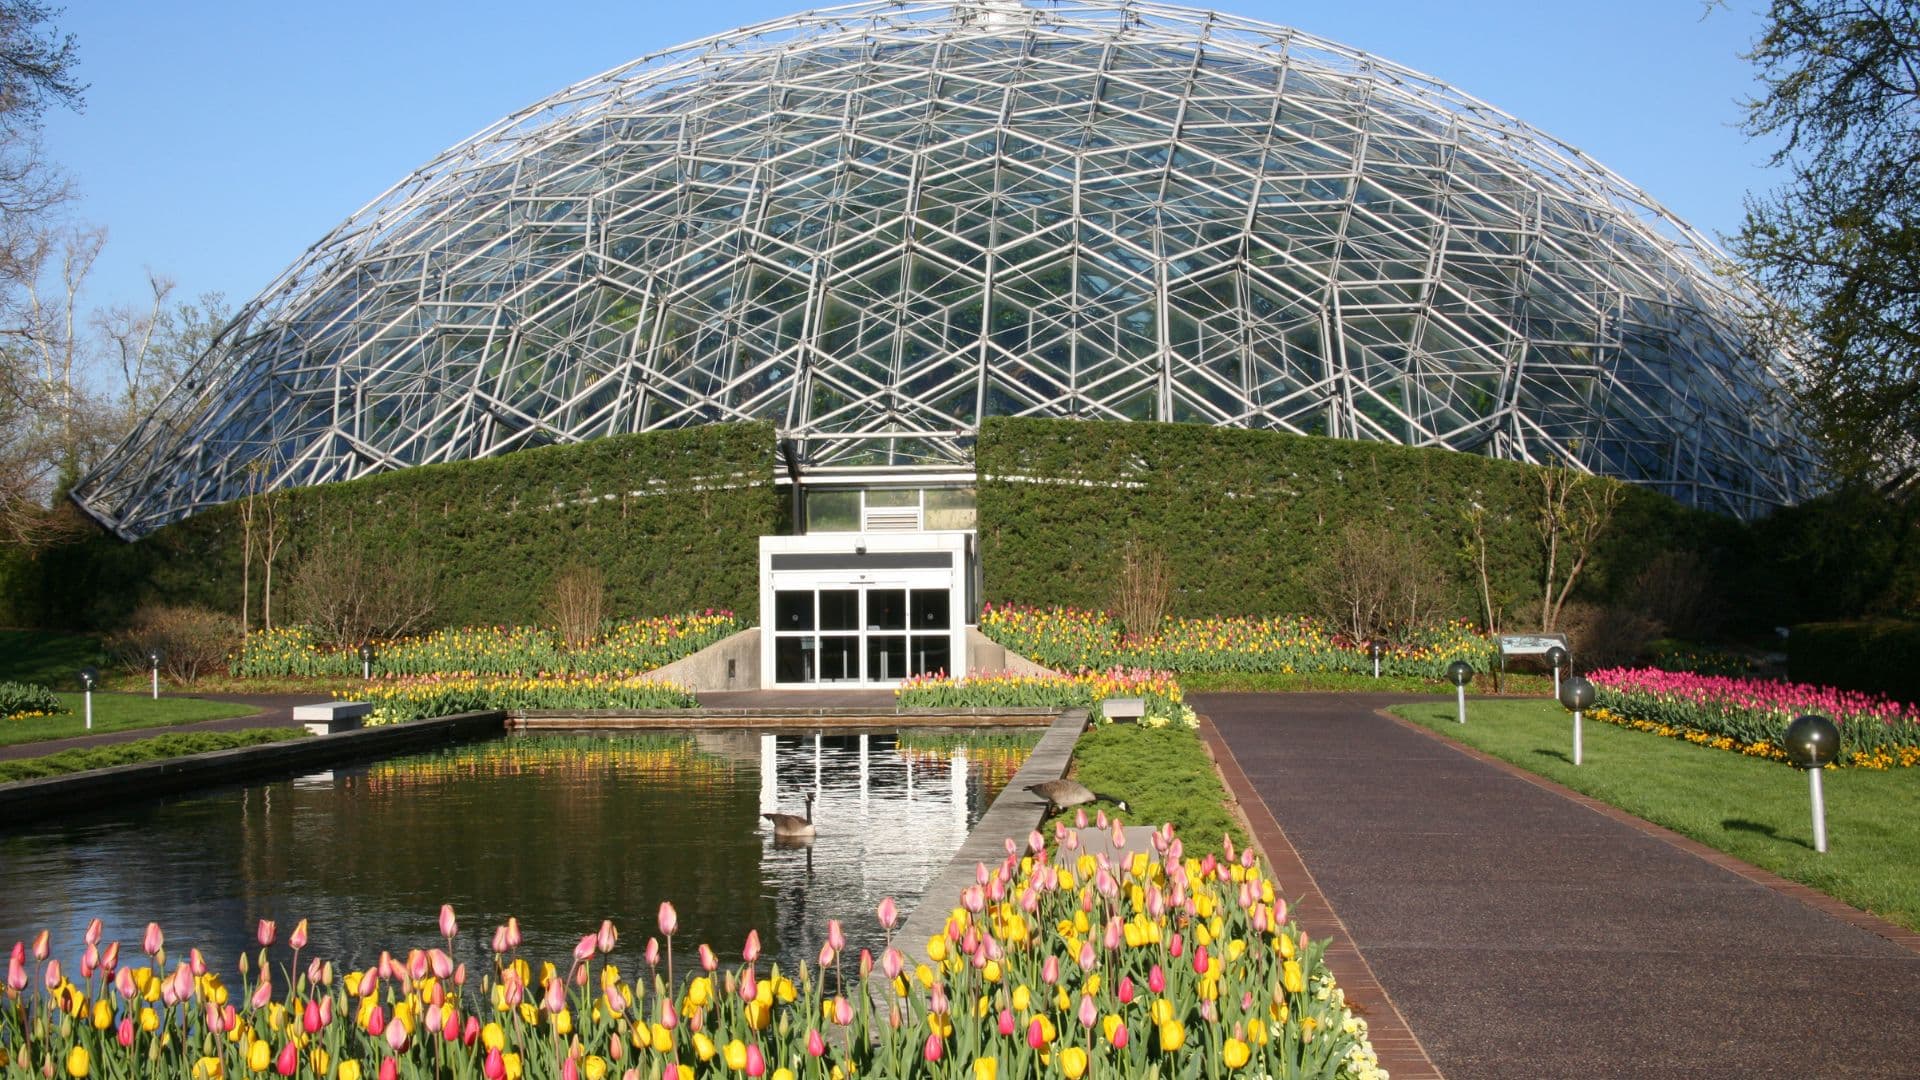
<box><xmin>275</xmin><ymin>1042</ymin><xmax>299</xmax><ymax>1076</ymax></box>
<box><xmin>380</xmin><ymin>1060</ymin><xmax>398</xmax><ymax>1080</ymax></box>
<box><xmin>484</xmin><ymin>1049</ymin><xmax>506</xmax><ymax>1080</ymax></box>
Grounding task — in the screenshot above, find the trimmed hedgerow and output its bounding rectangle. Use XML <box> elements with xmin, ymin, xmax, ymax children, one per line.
<box><xmin>975</xmin><ymin>416</ymin><xmax>1732</xmax><ymax>621</ymax></box>
<box><xmin>23</xmin><ymin>424</ymin><xmax>778</xmax><ymax>630</ymax></box>
<box><xmin>1790</xmin><ymin>619</ymin><xmax>1920</xmax><ymax>704</ymax></box>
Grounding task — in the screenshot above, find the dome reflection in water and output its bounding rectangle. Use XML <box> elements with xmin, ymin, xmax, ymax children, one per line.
<box><xmin>0</xmin><ymin>729</ymin><xmax>1036</xmax><ymax>979</ymax></box>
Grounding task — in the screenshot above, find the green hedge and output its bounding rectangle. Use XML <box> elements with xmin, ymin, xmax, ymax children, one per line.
<box><xmin>976</xmin><ymin>417</ymin><xmax>1726</xmax><ymax>619</ymax></box>
<box><xmin>18</xmin><ymin>424</ymin><xmax>777</xmax><ymax>630</ymax></box>
<box><xmin>1789</xmin><ymin>619</ymin><xmax>1920</xmax><ymax>704</ymax></box>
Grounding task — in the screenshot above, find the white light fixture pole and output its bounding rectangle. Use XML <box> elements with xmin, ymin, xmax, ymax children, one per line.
<box><xmin>79</xmin><ymin>667</ymin><xmax>98</xmax><ymax>731</ymax></box>
<box><xmin>148</xmin><ymin>649</ymin><xmax>164</xmax><ymax>700</ymax></box>
<box><xmin>1784</xmin><ymin>714</ymin><xmax>1839</xmax><ymax>854</ymax></box>
<box><xmin>1558</xmin><ymin>675</ymin><xmax>1595</xmax><ymax>766</ymax></box>
<box><xmin>1446</xmin><ymin>661</ymin><xmax>1472</xmax><ymax>724</ymax></box>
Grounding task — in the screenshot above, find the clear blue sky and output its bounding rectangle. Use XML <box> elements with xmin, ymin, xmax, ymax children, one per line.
<box><xmin>43</xmin><ymin>0</ymin><xmax>1777</xmax><ymax>314</ymax></box>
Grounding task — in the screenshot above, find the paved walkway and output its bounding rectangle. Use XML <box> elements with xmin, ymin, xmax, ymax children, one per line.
<box><xmin>0</xmin><ymin>693</ymin><xmax>330</xmax><ymax>763</ymax></box>
<box><xmin>1196</xmin><ymin>692</ymin><xmax>1920</xmax><ymax>1080</ymax></box>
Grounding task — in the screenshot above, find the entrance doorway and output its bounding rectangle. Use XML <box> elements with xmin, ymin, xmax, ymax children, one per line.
<box><xmin>770</xmin><ymin>585</ymin><xmax>952</xmax><ymax>684</ymax></box>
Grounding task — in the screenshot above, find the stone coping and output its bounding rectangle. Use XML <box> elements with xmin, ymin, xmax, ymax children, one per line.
<box><xmin>0</xmin><ymin>710</ymin><xmax>507</xmax><ymax>829</ymax></box>
<box><xmin>868</xmin><ymin>707</ymin><xmax>1087</xmax><ymax>1004</ymax></box>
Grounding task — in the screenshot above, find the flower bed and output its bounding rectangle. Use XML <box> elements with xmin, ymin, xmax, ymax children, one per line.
<box><xmin>0</xmin><ymin>680</ymin><xmax>63</xmax><ymax>722</ymax></box>
<box><xmin>1589</xmin><ymin>667</ymin><xmax>1920</xmax><ymax>769</ymax></box>
<box><xmin>980</xmin><ymin>603</ymin><xmax>1493</xmax><ymax>680</ymax></box>
<box><xmin>234</xmin><ymin>612</ymin><xmax>741</xmax><ymax>680</ymax></box>
<box><xmin>0</xmin><ymin>826</ymin><xmax>1381</xmax><ymax>1079</ymax></box>
<box><xmin>350</xmin><ymin>674</ymin><xmax>697</xmax><ymax>724</ymax></box>
<box><xmin>896</xmin><ymin>668</ymin><xmax>1195</xmax><ymax>727</ymax></box>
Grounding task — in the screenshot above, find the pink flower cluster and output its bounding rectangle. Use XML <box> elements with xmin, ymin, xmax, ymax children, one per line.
<box><xmin>1588</xmin><ymin>667</ymin><xmax>1919</xmax><ymax>727</ymax></box>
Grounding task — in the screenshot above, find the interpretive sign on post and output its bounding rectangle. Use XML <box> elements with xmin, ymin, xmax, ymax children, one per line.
<box><xmin>1496</xmin><ymin>633</ymin><xmax>1570</xmax><ymax>693</ymax></box>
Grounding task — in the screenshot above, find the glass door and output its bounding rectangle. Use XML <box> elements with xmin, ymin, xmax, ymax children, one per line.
<box><xmin>771</xmin><ymin>583</ymin><xmax>954</xmax><ymax>685</ymax></box>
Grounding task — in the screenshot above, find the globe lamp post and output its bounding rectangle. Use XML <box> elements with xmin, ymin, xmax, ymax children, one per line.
<box><xmin>1446</xmin><ymin>660</ymin><xmax>1473</xmax><ymax>724</ymax></box>
<box><xmin>1783</xmin><ymin>714</ymin><xmax>1840</xmax><ymax>853</ymax></box>
<box><xmin>1369</xmin><ymin>639</ymin><xmax>1385</xmax><ymax>680</ymax></box>
<box><xmin>360</xmin><ymin>642</ymin><xmax>376</xmax><ymax>681</ymax></box>
<box><xmin>1545</xmin><ymin>645</ymin><xmax>1568</xmax><ymax>699</ymax></box>
<box><xmin>147</xmin><ymin>648</ymin><xmax>164</xmax><ymax>700</ymax></box>
<box><xmin>1558</xmin><ymin>675</ymin><xmax>1595</xmax><ymax>766</ymax></box>
<box><xmin>78</xmin><ymin>666</ymin><xmax>98</xmax><ymax>731</ymax></box>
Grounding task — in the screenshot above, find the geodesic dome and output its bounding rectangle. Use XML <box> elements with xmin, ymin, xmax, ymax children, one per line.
<box><xmin>74</xmin><ymin>0</ymin><xmax>1818</xmax><ymax>538</ymax></box>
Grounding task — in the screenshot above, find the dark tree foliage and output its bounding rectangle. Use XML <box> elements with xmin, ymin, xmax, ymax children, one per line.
<box><xmin>1736</xmin><ymin>1</ymin><xmax>1920</xmax><ymax>480</ymax></box>
<box><xmin>0</xmin><ymin>1</ymin><xmax>81</xmax><ymax>128</ymax></box>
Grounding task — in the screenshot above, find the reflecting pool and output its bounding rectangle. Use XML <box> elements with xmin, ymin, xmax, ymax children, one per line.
<box><xmin>0</xmin><ymin>728</ymin><xmax>1037</xmax><ymax>978</ymax></box>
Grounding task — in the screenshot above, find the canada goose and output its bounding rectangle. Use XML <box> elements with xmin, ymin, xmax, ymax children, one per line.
<box><xmin>1024</xmin><ymin>778</ymin><xmax>1129</xmax><ymax>816</ymax></box>
<box><xmin>763</xmin><ymin>791</ymin><xmax>817</xmax><ymax>838</ymax></box>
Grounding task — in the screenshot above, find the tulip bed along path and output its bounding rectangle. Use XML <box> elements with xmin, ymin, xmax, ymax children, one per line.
<box><xmin>1197</xmin><ymin>692</ymin><xmax>1920</xmax><ymax>1079</ymax></box>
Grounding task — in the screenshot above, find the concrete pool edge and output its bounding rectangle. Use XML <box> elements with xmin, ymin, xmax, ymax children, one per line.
<box><xmin>512</xmin><ymin>707</ymin><xmax>1058</xmax><ymax>730</ymax></box>
<box><xmin>0</xmin><ymin>710</ymin><xmax>508</xmax><ymax>828</ymax></box>
<box><xmin>869</xmin><ymin>707</ymin><xmax>1086</xmax><ymax>1002</ymax></box>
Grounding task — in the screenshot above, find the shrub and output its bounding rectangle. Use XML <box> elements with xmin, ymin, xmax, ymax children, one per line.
<box><xmin>1110</xmin><ymin>538</ymin><xmax>1173</xmax><ymax>639</ymax></box>
<box><xmin>544</xmin><ymin>562</ymin><xmax>606</xmax><ymax>649</ymax></box>
<box><xmin>280</xmin><ymin>531</ymin><xmax>438</xmax><ymax>646</ymax></box>
<box><xmin>0</xmin><ymin>680</ymin><xmax>63</xmax><ymax>722</ymax></box>
<box><xmin>103</xmin><ymin>604</ymin><xmax>237</xmax><ymax>684</ymax></box>
<box><xmin>1308</xmin><ymin>521</ymin><xmax>1448</xmax><ymax>640</ymax></box>
<box><xmin>1558</xmin><ymin>601</ymin><xmax>1662</xmax><ymax>671</ymax></box>
<box><xmin>1790</xmin><ymin>618</ymin><xmax>1920</xmax><ymax>703</ymax></box>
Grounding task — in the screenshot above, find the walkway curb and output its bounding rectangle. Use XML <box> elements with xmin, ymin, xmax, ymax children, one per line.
<box><xmin>1381</xmin><ymin>707</ymin><xmax>1920</xmax><ymax>957</ymax></box>
<box><xmin>1197</xmin><ymin>711</ymin><xmax>1445</xmax><ymax>1080</ymax></box>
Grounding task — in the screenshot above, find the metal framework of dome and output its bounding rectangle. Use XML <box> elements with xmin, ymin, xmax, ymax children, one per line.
<box><xmin>74</xmin><ymin>0</ymin><xmax>1818</xmax><ymax>538</ymax></box>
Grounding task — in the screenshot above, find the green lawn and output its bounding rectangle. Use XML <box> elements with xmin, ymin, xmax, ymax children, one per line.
<box><xmin>1395</xmin><ymin>698</ymin><xmax>1920</xmax><ymax>932</ymax></box>
<box><xmin>0</xmin><ymin>692</ymin><xmax>258</xmax><ymax>747</ymax></box>
<box><xmin>1062</xmin><ymin>723</ymin><xmax>1245</xmax><ymax>846</ymax></box>
<box><xmin>0</xmin><ymin>628</ymin><xmax>107</xmax><ymax>686</ymax></box>
<box><xmin>0</xmin><ymin>728</ymin><xmax>308</xmax><ymax>782</ymax></box>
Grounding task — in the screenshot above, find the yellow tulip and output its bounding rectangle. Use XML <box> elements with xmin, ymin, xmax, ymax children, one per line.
<box><xmin>1282</xmin><ymin>960</ymin><xmax>1304</xmax><ymax>995</ymax></box>
<box><xmin>65</xmin><ymin>1046</ymin><xmax>90</xmax><ymax>1078</ymax></box>
<box><xmin>927</xmin><ymin>935</ymin><xmax>948</xmax><ymax>962</ymax></box>
<box><xmin>248</xmin><ymin>1038</ymin><xmax>271</xmax><ymax>1073</ymax></box>
<box><xmin>1223</xmin><ymin>1038</ymin><xmax>1251</xmax><ymax>1069</ymax></box>
<box><xmin>91</xmin><ymin>998</ymin><xmax>112</xmax><ymax>1030</ymax></box>
<box><xmin>1060</xmin><ymin>1047</ymin><xmax>1089</xmax><ymax>1079</ymax></box>
<box><xmin>723</xmin><ymin>1039</ymin><xmax>748</xmax><ymax>1071</ymax></box>
<box><xmin>1102</xmin><ymin>1014</ymin><xmax>1124</xmax><ymax>1043</ymax></box>
<box><xmin>1150</xmin><ymin>999</ymin><xmax>1174</xmax><ymax>1026</ymax></box>
<box><xmin>1247</xmin><ymin>1018</ymin><xmax>1269</xmax><ymax>1046</ymax></box>
<box><xmin>554</xmin><ymin>1008</ymin><xmax>573</xmax><ymax>1036</ymax></box>
<box><xmin>694</xmin><ymin>1033</ymin><xmax>717</xmax><ymax>1062</ymax></box>
<box><xmin>483</xmin><ymin>1021</ymin><xmax>506</xmax><ymax>1051</ymax></box>
<box><xmin>140</xmin><ymin>1006</ymin><xmax>159</xmax><ymax>1033</ymax></box>
<box><xmin>745</xmin><ymin>999</ymin><xmax>771</xmax><ymax>1031</ymax></box>
<box><xmin>982</xmin><ymin>959</ymin><xmax>1002</xmax><ymax>983</ymax></box>
<box><xmin>1158</xmin><ymin>1019</ymin><xmax>1186</xmax><ymax>1052</ymax></box>
<box><xmin>1012</xmin><ymin>985</ymin><xmax>1030</xmax><ymax>1012</ymax></box>
<box><xmin>1279</xmin><ymin>934</ymin><xmax>1296</xmax><ymax>961</ymax></box>
<box><xmin>773</xmin><ymin>1071</ymin><xmax>795</xmax><ymax>1080</ymax></box>
<box><xmin>650</xmin><ymin>1023</ymin><xmax>673</xmax><ymax>1052</ymax></box>
<box><xmin>583</xmin><ymin>1056</ymin><xmax>608</xmax><ymax>1080</ymax></box>
<box><xmin>192</xmin><ymin>1057</ymin><xmax>224</xmax><ymax>1079</ymax></box>
<box><xmin>503</xmin><ymin>1053</ymin><xmax>524</xmax><ymax>1080</ymax></box>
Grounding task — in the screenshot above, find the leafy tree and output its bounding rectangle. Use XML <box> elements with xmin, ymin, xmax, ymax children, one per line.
<box><xmin>1735</xmin><ymin>0</ymin><xmax>1920</xmax><ymax>481</ymax></box>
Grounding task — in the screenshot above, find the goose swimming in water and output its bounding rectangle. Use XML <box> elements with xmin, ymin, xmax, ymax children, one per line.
<box><xmin>763</xmin><ymin>790</ymin><xmax>817</xmax><ymax>838</ymax></box>
<box><xmin>1024</xmin><ymin>778</ymin><xmax>1129</xmax><ymax>816</ymax></box>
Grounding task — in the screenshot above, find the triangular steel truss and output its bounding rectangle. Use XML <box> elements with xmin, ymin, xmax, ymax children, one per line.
<box><xmin>74</xmin><ymin>0</ymin><xmax>1819</xmax><ymax>538</ymax></box>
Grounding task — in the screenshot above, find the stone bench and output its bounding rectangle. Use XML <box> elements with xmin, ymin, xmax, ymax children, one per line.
<box><xmin>1101</xmin><ymin>696</ymin><xmax>1146</xmax><ymax>722</ymax></box>
<box><xmin>293</xmin><ymin>701</ymin><xmax>372</xmax><ymax>736</ymax></box>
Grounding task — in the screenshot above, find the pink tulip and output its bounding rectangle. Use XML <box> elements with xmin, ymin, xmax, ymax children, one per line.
<box><xmin>807</xmin><ymin>1029</ymin><xmax>826</xmax><ymax>1057</ymax></box>
<box><xmin>598</xmin><ymin>919</ymin><xmax>618</xmax><ymax>954</ymax></box>
<box><xmin>365</xmin><ymin>1004</ymin><xmax>385</xmax><ymax>1038</ymax></box>
<box><xmin>881</xmin><ymin>948</ymin><xmax>904</xmax><ymax>980</ymax></box>
<box><xmin>1041</xmin><ymin>955</ymin><xmax>1059</xmax><ymax>985</ymax></box>
<box><xmin>606</xmin><ymin>982</ymin><xmax>627</xmax><ymax>1013</ymax></box>
<box><xmin>80</xmin><ymin>944</ymin><xmax>96</xmax><ymax>979</ymax></box>
<box><xmin>543</xmin><ymin>975</ymin><xmax>567</xmax><ymax>1013</ymax></box>
<box><xmin>506</xmin><ymin>917</ymin><xmax>522</xmax><ymax>950</ymax></box>
<box><xmin>1074</xmin><ymin>807</ymin><xmax>1087</xmax><ymax>828</ymax></box>
<box><xmin>7</xmin><ymin>943</ymin><xmax>25</xmax><ymax>992</ymax></box>
<box><xmin>1169</xmin><ymin>933</ymin><xmax>1184</xmax><ymax>959</ymax></box>
<box><xmin>877</xmin><ymin>895</ymin><xmax>901</xmax><ymax>932</ymax></box>
<box><xmin>190</xmin><ymin>948</ymin><xmax>206</xmax><ymax>976</ymax></box>
<box><xmin>645</xmin><ymin>938</ymin><xmax>660</xmax><ymax>966</ymax></box>
<box><xmin>142</xmin><ymin>922</ymin><xmax>165</xmax><ymax>957</ymax></box>
<box><xmin>464</xmin><ymin>1015</ymin><xmax>481</xmax><ymax>1046</ymax></box>
<box><xmin>818</xmin><ymin>941</ymin><xmax>836</xmax><ymax>967</ymax></box>
<box><xmin>101</xmin><ymin>941</ymin><xmax>119</xmax><ymax>974</ymax></box>
<box><xmin>923</xmin><ymin>1032</ymin><xmax>944</xmax><ymax>1062</ymax></box>
<box><xmin>114</xmin><ymin>967</ymin><xmax>136</xmax><ymax>999</ymax></box>
<box><xmin>385</xmin><ymin>1016</ymin><xmax>410</xmax><ymax>1052</ymax></box>
<box><xmin>257</xmin><ymin>919</ymin><xmax>276</xmax><ymax>947</ymax></box>
<box><xmin>251</xmin><ymin>976</ymin><xmax>273</xmax><ymax>1009</ymax></box>
<box><xmin>743</xmin><ymin>929</ymin><xmax>761</xmax><ymax>965</ymax></box>
<box><xmin>827</xmin><ymin>920</ymin><xmax>845</xmax><ymax>954</ymax></box>
<box><xmin>1110</xmin><ymin>1022</ymin><xmax>1130</xmax><ymax>1049</ymax></box>
<box><xmin>319</xmin><ymin>995</ymin><xmax>333</xmax><ymax>1027</ymax></box>
<box><xmin>484</xmin><ymin>1049</ymin><xmax>506</xmax><ymax>1080</ymax></box>
<box><xmin>1148</xmin><ymin>964</ymin><xmax>1166</xmax><ymax>994</ymax></box>
<box><xmin>43</xmin><ymin>958</ymin><xmax>60</xmax><ymax>990</ymax></box>
<box><xmin>746</xmin><ymin>1043</ymin><xmax>766</xmax><ymax>1077</ymax></box>
<box><xmin>303</xmin><ymin>1000</ymin><xmax>323</xmax><ymax>1035</ymax></box>
<box><xmin>275</xmin><ymin>1041</ymin><xmax>299</xmax><ymax>1076</ymax></box>
<box><xmin>658</xmin><ymin>902</ymin><xmax>678</xmax><ymax>937</ymax></box>
<box><xmin>492</xmin><ymin>925</ymin><xmax>511</xmax><ymax>954</ymax></box>
<box><xmin>116</xmin><ymin>1016</ymin><xmax>135</xmax><ymax>1047</ymax></box>
<box><xmin>289</xmin><ymin>920</ymin><xmax>308</xmax><ymax>952</ymax></box>
<box><xmin>1027</xmin><ymin>1018</ymin><xmax>1047</xmax><ymax>1049</ymax></box>
<box><xmin>1118</xmin><ymin>975</ymin><xmax>1135</xmax><ymax>1004</ymax></box>
<box><xmin>660</xmin><ymin>997</ymin><xmax>679</xmax><ymax>1029</ymax></box>
<box><xmin>31</xmin><ymin>930</ymin><xmax>48</xmax><ymax>962</ymax></box>
<box><xmin>740</xmin><ymin>968</ymin><xmax>758</xmax><ymax>1002</ymax></box>
<box><xmin>439</xmin><ymin>904</ymin><xmax>458</xmax><ymax>940</ymax></box>
<box><xmin>561</xmin><ymin>1054</ymin><xmax>580</xmax><ymax>1080</ymax></box>
<box><xmin>833</xmin><ymin>996</ymin><xmax>854</xmax><ymax>1026</ymax></box>
<box><xmin>698</xmin><ymin>944</ymin><xmax>717</xmax><ymax>973</ymax></box>
<box><xmin>430</xmin><ymin>948</ymin><xmax>453</xmax><ymax>980</ymax></box>
<box><xmin>1078</xmin><ymin>940</ymin><xmax>1097</xmax><ymax>971</ymax></box>
<box><xmin>409</xmin><ymin>949</ymin><xmax>430</xmax><ymax>982</ymax></box>
<box><xmin>998</xmin><ymin>1008</ymin><xmax>1016</xmax><ymax>1036</ymax></box>
<box><xmin>380</xmin><ymin>1059</ymin><xmax>398</xmax><ymax>1080</ymax></box>
<box><xmin>84</xmin><ymin>918</ymin><xmax>102</xmax><ymax>948</ymax></box>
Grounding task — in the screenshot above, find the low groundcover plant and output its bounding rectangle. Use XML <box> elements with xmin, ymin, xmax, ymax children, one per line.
<box><xmin>0</xmin><ymin>825</ymin><xmax>1381</xmax><ymax>1079</ymax></box>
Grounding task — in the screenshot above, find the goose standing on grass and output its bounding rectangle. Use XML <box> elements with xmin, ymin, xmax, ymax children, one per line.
<box><xmin>763</xmin><ymin>790</ymin><xmax>817</xmax><ymax>839</ymax></box>
<box><xmin>1024</xmin><ymin>778</ymin><xmax>1129</xmax><ymax>816</ymax></box>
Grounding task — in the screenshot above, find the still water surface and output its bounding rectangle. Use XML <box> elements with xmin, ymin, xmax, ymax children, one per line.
<box><xmin>0</xmin><ymin>729</ymin><xmax>1035</xmax><ymax>978</ymax></box>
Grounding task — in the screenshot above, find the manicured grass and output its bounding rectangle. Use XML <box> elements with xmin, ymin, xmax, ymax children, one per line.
<box><xmin>0</xmin><ymin>628</ymin><xmax>107</xmax><ymax>686</ymax></box>
<box><xmin>0</xmin><ymin>693</ymin><xmax>257</xmax><ymax>747</ymax></box>
<box><xmin>0</xmin><ymin>727</ymin><xmax>308</xmax><ymax>782</ymax></box>
<box><xmin>1059</xmin><ymin>723</ymin><xmax>1246</xmax><ymax>846</ymax></box>
<box><xmin>1395</xmin><ymin>698</ymin><xmax>1920</xmax><ymax>932</ymax></box>
<box><xmin>1183</xmin><ymin>669</ymin><xmax>1552</xmax><ymax>695</ymax></box>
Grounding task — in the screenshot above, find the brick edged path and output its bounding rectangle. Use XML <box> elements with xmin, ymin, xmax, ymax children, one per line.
<box><xmin>1197</xmin><ymin>692</ymin><xmax>1920</xmax><ymax>1079</ymax></box>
